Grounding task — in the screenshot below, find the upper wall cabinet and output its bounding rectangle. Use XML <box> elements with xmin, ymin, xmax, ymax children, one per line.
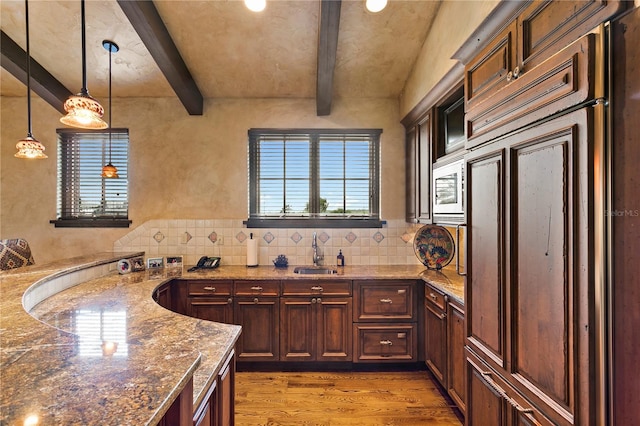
<box><xmin>462</xmin><ymin>0</ymin><xmax>627</xmax><ymax>149</ymax></box>
<box><xmin>405</xmin><ymin>111</ymin><xmax>432</xmax><ymax>223</ymax></box>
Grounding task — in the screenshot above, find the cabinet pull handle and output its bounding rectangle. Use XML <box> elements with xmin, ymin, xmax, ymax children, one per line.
<box><xmin>379</xmin><ymin>298</ymin><xmax>393</xmax><ymax>304</ymax></box>
<box><xmin>311</xmin><ymin>286</ymin><xmax>323</xmax><ymax>292</ymax></box>
<box><xmin>429</xmin><ymin>293</ymin><xmax>438</xmax><ymax>301</ymax></box>
<box><xmin>379</xmin><ymin>340</ymin><xmax>393</xmax><ymax>346</ymax></box>
<box><xmin>480</xmin><ymin>371</ymin><xmax>533</xmax><ymax>414</ymax></box>
<box><xmin>456</xmin><ymin>223</ymin><xmax>467</xmax><ymax>276</ymax></box>
<box><xmin>250</xmin><ymin>286</ymin><xmax>263</xmax><ymax>292</ymax></box>
<box><xmin>203</xmin><ymin>286</ymin><xmax>216</xmax><ymax>292</ymax></box>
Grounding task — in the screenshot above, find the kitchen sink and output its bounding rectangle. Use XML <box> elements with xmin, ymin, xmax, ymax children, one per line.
<box><xmin>293</xmin><ymin>266</ymin><xmax>338</xmax><ymax>275</ymax></box>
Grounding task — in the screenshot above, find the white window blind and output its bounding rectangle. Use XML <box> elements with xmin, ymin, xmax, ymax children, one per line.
<box><xmin>248</xmin><ymin>129</ymin><xmax>382</xmax><ymax>228</ymax></box>
<box><xmin>53</xmin><ymin>129</ymin><xmax>130</xmax><ymax>227</ymax></box>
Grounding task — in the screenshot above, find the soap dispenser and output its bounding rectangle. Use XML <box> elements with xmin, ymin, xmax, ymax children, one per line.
<box><xmin>337</xmin><ymin>249</ymin><xmax>345</xmax><ymax>267</ymax></box>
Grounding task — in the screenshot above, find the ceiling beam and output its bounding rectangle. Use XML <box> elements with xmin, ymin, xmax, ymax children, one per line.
<box><xmin>117</xmin><ymin>0</ymin><xmax>203</xmax><ymax>115</ymax></box>
<box><xmin>1</xmin><ymin>30</ymin><xmax>71</xmax><ymax>114</ymax></box>
<box><xmin>316</xmin><ymin>0</ymin><xmax>341</xmax><ymax>116</ymax></box>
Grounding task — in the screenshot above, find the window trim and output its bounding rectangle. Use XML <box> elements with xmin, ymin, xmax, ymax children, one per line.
<box><xmin>245</xmin><ymin>128</ymin><xmax>383</xmax><ymax>228</ymax></box>
<box><xmin>51</xmin><ymin>128</ymin><xmax>131</xmax><ymax>229</ymax></box>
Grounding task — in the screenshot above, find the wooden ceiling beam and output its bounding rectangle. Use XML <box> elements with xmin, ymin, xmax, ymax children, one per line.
<box><xmin>1</xmin><ymin>30</ymin><xmax>71</xmax><ymax>115</ymax></box>
<box><xmin>117</xmin><ymin>0</ymin><xmax>203</xmax><ymax>115</ymax></box>
<box><xmin>316</xmin><ymin>0</ymin><xmax>341</xmax><ymax>116</ymax></box>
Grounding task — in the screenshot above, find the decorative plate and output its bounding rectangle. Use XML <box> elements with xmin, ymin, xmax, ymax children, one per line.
<box><xmin>117</xmin><ymin>259</ymin><xmax>131</xmax><ymax>274</ymax></box>
<box><xmin>413</xmin><ymin>225</ymin><xmax>455</xmax><ymax>270</ymax></box>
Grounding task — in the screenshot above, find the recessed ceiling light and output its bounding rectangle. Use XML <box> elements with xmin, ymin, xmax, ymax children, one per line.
<box><xmin>245</xmin><ymin>0</ymin><xmax>266</xmax><ymax>12</ymax></box>
<box><xmin>366</xmin><ymin>0</ymin><xmax>387</xmax><ymax>13</ymax></box>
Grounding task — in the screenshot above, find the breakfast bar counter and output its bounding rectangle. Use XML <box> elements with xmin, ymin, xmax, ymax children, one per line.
<box><xmin>1</xmin><ymin>254</ymin><xmax>463</xmax><ymax>425</ymax></box>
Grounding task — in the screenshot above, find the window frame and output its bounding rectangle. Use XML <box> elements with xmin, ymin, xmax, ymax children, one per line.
<box><xmin>50</xmin><ymin>128</ymin><xmax>131</xmax><ymax>228</ymax></box>
<box><xmin>245</xmin><ymin>128</ymin><xmax>384</xmax><ymax>228</ymax></box>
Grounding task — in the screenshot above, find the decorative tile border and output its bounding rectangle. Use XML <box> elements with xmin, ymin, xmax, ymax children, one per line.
<box><xmin>290</xmin><ymin>232</ymin><xmax>302</xmax><ymax>244</ymax></box>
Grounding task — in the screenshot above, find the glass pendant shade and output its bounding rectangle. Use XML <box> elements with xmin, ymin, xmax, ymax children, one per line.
<box><xmin>15</xmin><ymin>135</ymin><xmax>47</xmax><ymax>159</ymax></box>
<box><xmin>16</xmin><ymin>0</ymin><xmax>47</xmax><ymax>159</ymax></box>
<box><xmin>60</xmin><ymin>0</ymin><xmax>107</xmax><ymax>130</ymax></box>
<box><xmin>101</xmin><ymin>162</ymin><xmax>119</xmax><ymax>178</ymax></box>
<box><xmin>60</xmin><ymin>92</ymin><xmax>107</xmax><ymax>129</ymax></box>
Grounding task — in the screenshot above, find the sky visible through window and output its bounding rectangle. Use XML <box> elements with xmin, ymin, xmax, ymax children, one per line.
<box><xmin>258</xmin><ymin>137</ymin><xmax>370</xmax><ymax>216</ymax></box>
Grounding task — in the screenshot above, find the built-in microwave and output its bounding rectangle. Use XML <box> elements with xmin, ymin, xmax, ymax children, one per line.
<box><xmin>432</xmin><ymin>159</ymin><xmax>464</xmax><ymax>215</ymax></box>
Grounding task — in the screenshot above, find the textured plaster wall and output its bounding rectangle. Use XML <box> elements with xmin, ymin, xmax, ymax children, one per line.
<box><xmin>400</xmin><ymin>0</ymin><xmax>499</xmax><ymax>118</ymax></box>
<box><xmin>1</xmin><ymin>95</ymin><xmax>407</xmax><ymax>264</ymax></box>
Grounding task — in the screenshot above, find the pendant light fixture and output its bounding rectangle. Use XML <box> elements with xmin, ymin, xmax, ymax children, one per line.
<box><xmin>60</xmin><ymin>0</ymin><xmax>107</xmax><ymax>129</ymax></box>
<box><xmin>365</xmin><ymin>0</ymin><xmax>387</xmax><ymax>13</ymax></box>
<box><xmin>15</xmin><ymin>0</ymin><xmax>48</xmax><ymax>159</ymax></box>
<box><xmin>101</xmin><ymin>40</ymin><xmax>119</xmax><ymax>179</ymax></box>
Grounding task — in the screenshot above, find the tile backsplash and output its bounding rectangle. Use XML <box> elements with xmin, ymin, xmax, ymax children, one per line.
<box><xmin>114</xmin><ymin>219</ymin><xmax>431</xmax><ymax>267</ymax></box>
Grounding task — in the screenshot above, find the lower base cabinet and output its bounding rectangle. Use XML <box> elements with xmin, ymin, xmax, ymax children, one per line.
<box><xmin>193</xmin><ymin>350</ymin><xmax>235</xmax><ymax>426</ymax></box>
<box><xmin>466</xmin><ymin>348</ymin><xmax>553</xmax><ymax>426</ymax></box>
<box><xmin>447</xmin><ymin>299</ymin><xmax>465</xmax><ymax>415</ymax></box>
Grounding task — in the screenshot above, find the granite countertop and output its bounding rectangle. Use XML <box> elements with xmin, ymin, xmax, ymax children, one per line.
<box><xmin>1</xmin><ymin>255</ymin><xmax>463</xmax><ymax>425</ymax></box>
<box><xmin>0</xmin><ymin>253</ymin><xmax>241</xmax><ymax>426</ymax></box>
<box><xmin>179</xmin><ymin>263</ymin><xmax>465</xmax><ymax>303</ymax></box>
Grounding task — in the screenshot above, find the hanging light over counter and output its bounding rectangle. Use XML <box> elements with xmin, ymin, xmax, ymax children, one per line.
<box><xmin>60</xmin><ymin>0</ymin><xmax>107</xmax><ymax>130</ymax></box>
<box><xmin>16</xmin><ymin>0</ymin><xmax>47</xmax><ymax>159</ymax></box>
<box><xmin>101</xmin><ymin>39</ymin><xmax>119</xmax><ymax>179</ymax></box>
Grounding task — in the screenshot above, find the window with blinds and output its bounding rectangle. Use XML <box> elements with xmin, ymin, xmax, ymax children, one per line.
<box><xmin>247</xmin><ymin>129</ymin><xmax>382</xmax><ymax>228</ymax></box>
<box><xmin>51</xmin><ymin>129</ymin><xmax>131</xmax><ymax>228</ymax></box>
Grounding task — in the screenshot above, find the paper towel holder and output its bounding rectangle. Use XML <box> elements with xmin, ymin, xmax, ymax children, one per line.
<box><xmin>247</xmin><ymin>233</ymin><xmax>259</xmax><ymax>267</ymax></box>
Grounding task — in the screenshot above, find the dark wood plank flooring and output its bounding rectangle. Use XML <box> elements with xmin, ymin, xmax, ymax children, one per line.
<box><xmin>235</xmin><ymin>371</ymin><xmax>463</xmax><ymax>425</ymax></box>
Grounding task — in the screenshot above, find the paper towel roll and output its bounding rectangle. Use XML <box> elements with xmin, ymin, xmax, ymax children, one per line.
<box><xmin>246</xmin><ymin>236</ymin><xmax>258</xmax><ymax>267</ymax></box>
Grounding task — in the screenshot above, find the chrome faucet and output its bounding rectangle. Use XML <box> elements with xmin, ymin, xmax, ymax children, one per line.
<box><xmin>312</xmin><ymin>232</ymin><xmax>323</xmax><ymax>266</ymax></box>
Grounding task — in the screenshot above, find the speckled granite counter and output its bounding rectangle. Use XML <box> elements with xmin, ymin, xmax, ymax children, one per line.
<box><xmin>1</xmin><ymin>256</ymin><xmax>463</xmax><ymax>425</ymax></box>
<box><xmin>178</xmin><ymin>263</ymin><xmax>465</xmax><ymax>304</ymax></box>
<box><xmin>0</xmin><ymin>253</ymin><xmax>241</xmax><ymax>426</ymax></box>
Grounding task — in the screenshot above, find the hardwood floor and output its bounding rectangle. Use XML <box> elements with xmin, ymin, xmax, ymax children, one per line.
<box><xmin>235</xmin><ymin>371</ymin><xmax>463</xmax><ymax>425</ymax></box>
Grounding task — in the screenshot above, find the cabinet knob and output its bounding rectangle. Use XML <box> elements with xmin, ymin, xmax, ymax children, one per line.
<box><xmin>250</xmin><ymin>286</ymin><xmax>263</xmax><ymax>292</ymax></box>
<box><xmin>379</xmin><ymin>298</ymin><xmax>393</xmax><ymax>304</ymax></box>
<box><xmin>311</xmin><ymin>298</ymin><xmax>317</xmax><ymax>304</ymax></box>
<box><xmin>203</xmin><ymin>286</ymin><xmax>216</xmax><ymax>292</ymax></box>
<box><xmin>317</xmin><ymin>298</ymin><xmax>321</xmax><ymax>304</ymax></box>
<box><xmin>506</xmin><ymin>70</ymin><xmax>514</xmax><ymax>82</ymax></box>
<box><xmin>429</xmin><ymin>293</ymin><xmax>438</xmax><ymax>301</ymax></box>
<box><xmin>512</xmin><ymin>66</ymin><xmax>521</xmax><ymax>79</ymax></box>
<box><xmin>254</xmin><ymin>298</ymin><xmax>259</xmax><ymax>304</ymax></box>
<box><xmin>379</xmin><ymin>340</ymin><xmax>393</xmax><ymax>346</ymax></box>
<box><xmin>311</xmin><ymin>286</ymin><xmax>323</xmax><ymax>292</ymax></box>
<box><xmin>227</xmin><ymin>298</ymin><xmax>233</xmax><ymax>304</ymax></box>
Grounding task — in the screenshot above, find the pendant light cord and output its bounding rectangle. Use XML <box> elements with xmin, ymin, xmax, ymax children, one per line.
<box><xmin>25</xmin><ymin>0</ymin><xmax>33</xmax><ymax>137</ymax></box>
<box><xmin>108</xmin><ymin>41</ymin><xmax>112</xmax><ymax>163</ymax></box>
<box><xmin>81</xmin><ymin>0</ymin><xmax>88</xmax><ymax>96</ymax></box>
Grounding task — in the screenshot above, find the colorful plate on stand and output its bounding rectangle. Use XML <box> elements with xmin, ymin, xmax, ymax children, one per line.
<box><xmin>413</xmin><ymin>225</ymin><xmax>455</xmax><ymax>270</ymax></box>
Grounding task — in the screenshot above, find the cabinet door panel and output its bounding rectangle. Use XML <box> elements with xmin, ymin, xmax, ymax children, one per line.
<box><xmin>406</xmin><ymin>126</ymin><xmax>418</xmax><ymax>222</ymax></box>
<box><xmin>280</xmin><ymin>298</ymin><xmax>314</xmax><ymax>361</ymax></box>
<box><xmin>234</xmin><ymin>298</ymin><xmax>279</xmax><ymax>361</ymax></box>
<box><xmin>448</xmin><ymin>301</ymin><xmax>466</xmax><ymax>414</ymax></box>
<box><xmin>425</xmin><ymin>297</ymin><xmax>447</xmax><ymax>385</ymax></box>
<box><xmin>317</xmin><ymin>298</ymin><xmax>352</xmax><ymax>361</ymax></box>
<box><xmin>509</xmin><ymin>109</ymin><xmax>592</xmax><ymax>424</ymax></box>
<box><xmin>465</xmin><ymin>21</ymin><xmax>518</xmax><ymax>112</ymax></box>
<box><xmin>188</xmin><ymin>298</ymin><xmax>234</xmax><ymax>324</ymax></box>
<box><xmin>466</xmin><ymin>350</ymin><xmax>507</xmax><ymax>426</ymax></box>
<box><xmin>518</xmin><ymin>0</ymin><xmax>626</xmax><ymax>71</ymax></box>
<box><xmin>466</xmin><ymin>149</ymin><xmax>506</xmax><ymax>368</ymax></box>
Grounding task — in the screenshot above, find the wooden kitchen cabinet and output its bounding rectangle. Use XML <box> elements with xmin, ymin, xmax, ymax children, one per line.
<box><xmin>353</xmin><ymin>280</ymin><xmax>419</xmax><ymax>362</ymax></box>
<box><xmin>234</xmin><ymin>281</ymin><xmax>280</xmax><ymax>361</ymax></box>
<box><xmin>464</xmin><ymin>0</ymin><xmax>626</xmax><ymax>149</ymax></box>
<box><xmin>193</xmin><ymin>350</ymin><xmax>235</xmax><ymax>426</ymax></box>
<box><xmin>280</xmin><ymin>280</ymin><xmax>352</xmax><ymax>362</ymax></box>
<box><xmin>186</xmin><ymin>280</ymin><xmax>234</xmax><ymax>324</ymax></box>
<box><xmin>424</xmin><ymin>283</ymin><xmax>447</xmax><ymax>384</ymax></box>
<box><xmin>405</xmin><ymin>111</ymin><xmax>432</xmax><ymax>223</ymax></box>
<box><xmin>447</xmin><ymin>299</ymin><xmax>466</xmax><ymax>415</ymax></box>
<box><xmin>466</xmin><ymin>108</ymin><xmax>596</xmax><ymax>425</ymax></box>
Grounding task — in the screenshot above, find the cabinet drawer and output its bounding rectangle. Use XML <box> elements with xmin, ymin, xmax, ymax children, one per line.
<box><xmin>282</xmin><ymin>280</ymin><xmax>351</xmax><ymax>296</ymax></box>
<box><xmin>354</xmin><ymin>324</ymin><xmax>417</xmax><ymax>362</ymax></box>
<box><xmin>188</xmin><ymin>280</ymin><xmax>233</xmax><ymax>296</ymax></box>
<box><xmin>425</xmin><ymin>284</ymin><xmax>446</xmax><ymax>311</ymax></box>
<box><xmin>354</xmin><ymin>281</ymin><xmax>416</xmax><ymax>321</ymax></box>
<box><xmin>466</xmin><ymin>33</ymin><xmax>595</xmax><ymax>148</ymax></box>
<box><xmin>234</xmin><ymin>280</ymin><xmax>280</xmax><ymax>296</ymax></box>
